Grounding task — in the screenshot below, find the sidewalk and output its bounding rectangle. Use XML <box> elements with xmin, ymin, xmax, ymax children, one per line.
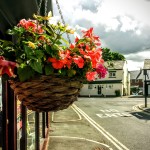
<box><xmin>47</xmin><ymin>101</ymin><xmax>150</xmax><ymax>150</ymax></box>
<box><xmin>138</xmin><ymin>104</ymin><xmax>150</xmax><ymax>113</ymax></box>
<box><xmin>48</xmin><ymin>106</ymin><xmax>113</xmax><ymax>150</ymax></box>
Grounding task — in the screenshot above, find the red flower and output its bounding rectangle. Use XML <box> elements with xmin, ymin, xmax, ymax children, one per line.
<box><xmin>73</xmin><ymin>56</ymin><xmax>84</xmax><ymax>68</ymax></box>
<box><xmin>75</xmin><ymin>36</ymin><xmax>79</xmax><ymax>43</ymax></box>
<box><xmin>0</xmin><ymin>56</ymin><xmax>17</xmax><ymax>77</ymax></box>
<box><xmin>82</xmin><ymin>27</ymin><xmax>101</xmax><ymax>45</ymax></box>
<box><xmin>86</xmin><ymin>71</ymin><xmax>97</xmax><ymax>81</ymax></box>
<box><xmin>82</xmin><ymin>27</ymin><xmax>93</xmax><ymax>38</ymax></box>
<box><xmin>48</xmin><ymin>58</ymin><xmax>64</xmax><ymax>69</ymax></box>
<box><xmin>85</xmin><ymin>48</ymin><xmax>102</xmax><ymax>68</ymax></box>
<box><xmin>59</xmin><ymin>50</ymin><xmax>72</xmax><ymax>69</ymax></box>
<box><xmin>69</xmin><ymin>43</ymin><xmax>75</xmax><ymax>49</ymax></box>
<box><xmin>18</xmin><ymin>19</ymin><xmax>44</xmax><ymax>33</ymax></box>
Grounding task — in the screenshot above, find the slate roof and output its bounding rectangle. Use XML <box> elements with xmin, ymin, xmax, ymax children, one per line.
<box><xmin>104</xmin><ymin>61</ymin><xmax>126</xmax><ymax>70</ymax></box>
<box><xmin>143</xmin><ymin>59</ymin><xmax>150</xmax><ymax>70</ymax></box>
<box><xmin>129</xmin><ymin>70</ymin><xmax>143</xmax><ymax>79</ymax></box>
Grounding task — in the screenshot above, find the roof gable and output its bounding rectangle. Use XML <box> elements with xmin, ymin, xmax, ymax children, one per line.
<box><xmin>143</xmin><ymin>59</ymin><xmax>150</xmax><ymax>70</ymax></box>
<box><xmin>105</xmin><ymin>61</ymin><xmax>126</xmax><ymax>70</ymax></box>
<box><xmin>130</xmin><ymin>70</ymin><xmax>143</xmax><ymax>79</ymax></box>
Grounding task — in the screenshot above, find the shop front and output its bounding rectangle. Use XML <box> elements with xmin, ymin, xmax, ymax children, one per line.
<box><xmin>0</xmin><ymin>1</ymin><xmax>52</xmax><ymax>149</ymax></box>
<box><xmin>1</xmin><ymin>77</ymin><xmax>50</xmax><ymax>150</ymax></box>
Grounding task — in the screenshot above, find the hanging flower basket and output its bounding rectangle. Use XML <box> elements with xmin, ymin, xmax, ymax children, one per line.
<box><xmin>0</xmin><ymin>12</ymin><xmax>107</xmax><ymax>112</ymax></box>
<box><xmin>9</xmin><ymin>75</ymin><xmax>82</xmax><ymax>112</ymax></box>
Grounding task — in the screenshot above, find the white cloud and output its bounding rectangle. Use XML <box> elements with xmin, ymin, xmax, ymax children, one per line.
<box><xmin>52</xmin><ymin>0</ymin><xmax>150</xmax><ymax>70</ymax></box>
<box><xmin>125</xmin><ymin>50</ymin><xmax>150</xmax><ymax>70</ymax></box>
<box><xmin>127</xmin><ymin>60</ymin><xmax>143</xmax><ymax>71</ymax></box>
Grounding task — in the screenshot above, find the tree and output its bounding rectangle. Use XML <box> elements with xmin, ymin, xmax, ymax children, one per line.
<box><xmin>102</xmin><ymin>48</ymin><xmax>125</xmax><ymax>61</ymax></box>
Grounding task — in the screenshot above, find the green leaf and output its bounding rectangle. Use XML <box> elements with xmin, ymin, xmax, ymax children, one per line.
<box><xmin>24</xmin><ymin>45</ymin><xmax>33</xmax><ymax>58</ymax></box>
<box><xmin>17</xmin><ymin>66</ymin><xmax>35</xmax><ymax>81</ymax></box>
<box><xmin>61</xmin><ymin>37</ymin><xmax>69</xmax><ymax>45</ymax></box>
<box><xmin>35</xmin><ymin>50</ymin><xmax>44</xmax><ymax>59</ymax></box>
<box><xmin>59</xmin><ymin>69</ymin><xmax>67</xmax><ymax>76</ymax></box>
<box><xmin>45</xmin><ymin>45</ymin><xmax>52</xmax><ymax>55</ymax></box>
<box><xmin>45</xmin><ymin>65</ymin><xmax>54</xmax><ymax>75</ymax></box>
<box><xmin>67</xmin><ymin>69</ymin><xmax>76</xmax><ymax>77</ymax></box>
<box><xmin>29</xmin><ymin>60</ymin><xmax>43</xmax><ymax>74</ymax></box>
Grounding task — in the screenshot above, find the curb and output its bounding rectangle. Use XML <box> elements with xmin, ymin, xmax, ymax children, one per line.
<box><xmin>138</xmin><ymin>104</ymin><xmax>150</xmax><ymax>113</ymax></box>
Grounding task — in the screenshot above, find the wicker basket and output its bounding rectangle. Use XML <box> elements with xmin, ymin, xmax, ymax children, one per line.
<box><xmin>9</xmin><ymin>75</ymin><xmax>83</xmax><ymax>112</ymax></box>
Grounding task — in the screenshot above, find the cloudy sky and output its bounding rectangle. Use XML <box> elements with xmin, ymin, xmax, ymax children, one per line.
<box><xmin>52</xmin><ymin>0</ymin><xmax>150</xmax><ymax>71</ymax></box>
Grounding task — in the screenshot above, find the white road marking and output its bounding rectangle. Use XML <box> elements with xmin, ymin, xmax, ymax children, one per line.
<box><xmin>73</xmin><ymin>104</ymin><xmax>130</xmax><ymax>150</ymax></box>
<box><xmin>96</xmin><ymin>114</ymin><xmax>109</xmax><ymax>118</ymax></box>
<box><xmin>97</xmin><ymin>109</ymin><xmax>132</xmax><ymax>118</ymax></box>
<box><xmin>100</xmin><ymin>109</ymin><xmax>119</xmax><ymax>113</ymax></box>
<box><xmin>135</xmin><ymin>113</ymin><xmax>143</xmax><ymax>118</ymax></box>
<box><xmin>96</xmin><ymin>113</ymin><xmax>132</xmax><ymax>118</ymax></box>
<box><xmin>105</xmin><ymin>113</ymin><xmax>118</xmax><ymax>117</ymax></box>
<box><xmin>50</xmin><ymin>135</ymin><xmax>113</xmax><ymax>150</ymax></box>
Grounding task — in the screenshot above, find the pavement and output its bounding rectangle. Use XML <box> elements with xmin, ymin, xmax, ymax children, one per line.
<box><xmin>47</xmin><ymin>101</ymin><xmax>150</xmax><ymax>150</ymax></box>
<box><xmin>137</xmin><ymin>104</ymin><xmax>150</xmax><ymax>113</ymax></box>
<box><xmin>0</xmin><ymin>98</ymin><xmax>150</xmax><ymax>150</ymax></box>
<box><xmin>48</xmin><ymin>105</ymin><xmax>114</xmax><ymax>150</ymax></box>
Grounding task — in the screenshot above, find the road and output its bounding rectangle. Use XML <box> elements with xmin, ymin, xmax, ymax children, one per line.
<box><xmin>74</xmin><ymin>97</ymin><xmax>150</xmax><ymax>150</ymax></box>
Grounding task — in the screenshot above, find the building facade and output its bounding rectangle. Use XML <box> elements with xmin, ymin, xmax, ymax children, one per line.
<box><xmin>130</xmin><ymin>70</ymin><xmax>143</xmax><ymax>95</ymax></box>
<box><xmin>80</xmin><ymin>61</ymin><xmax>130</xmax><ymax>97</ymax></box>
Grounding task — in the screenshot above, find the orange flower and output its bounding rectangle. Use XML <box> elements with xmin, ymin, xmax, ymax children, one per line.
<box><xmin>69</xmin><ymin>43</ymin><xmax>75</xmax><ymax>49</ymax></box>
<box><xmin>73</xmin><ymin>56</ymin><xmax>84</xmax><ymax>68</ymax></box>
<box><xmin>18</xmin><ymin>19</ymin><xmax>44</xmax><ymax>33</ymax></box>
<box><xmin>86</xmin><ymin>71</ymin><xmax>97</xmax><ymax>81</ymax></box>
<box><xmin>48</xmin><ymin>57</ymin><xmax>65</xmax><ymax>69</ymax></box>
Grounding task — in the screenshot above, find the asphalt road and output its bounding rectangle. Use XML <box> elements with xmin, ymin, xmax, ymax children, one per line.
<box><xmin>75</xmin><ymin>97</ymin><xmax>150</xmax><ymax>150</ymax></box>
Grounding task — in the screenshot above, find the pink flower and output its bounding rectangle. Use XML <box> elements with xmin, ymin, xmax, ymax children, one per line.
<box><xmin>86</xmin><ymin>71</ymin><xmax>97</xmax><ymax>81</ymax></box>
<box><xmin>96</xmin><ymin>64</ymin><xmax>107</xmax><ymax>78</ymax></box>
<box><xmin>18</xmin><ymin>19</ymin><xmax>44</xmax><ymax>33</ymax></box>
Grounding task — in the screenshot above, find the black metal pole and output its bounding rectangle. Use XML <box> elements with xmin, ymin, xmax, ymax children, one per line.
<box><xmin>2</xmin><ymin>77</ymin><xmax>8</xmax><ymax>150</ymax></box>
<box><xmin>35</xmin><ymin>112</ymin><xmax>39</xmax><ymax>150</ymax></box>
<box><xmin>144</xmin><ymin>75</ymin><xmax>147</xmax><ymax>108</ymax></box>
<box><xmin>7</xmin><ymin>83</ymin><xmax>17</xmax><ymax>150</ymax></box>
<box><xmin>21</xmin><ymin>104</ymin><xmax>27</xmax><ymax>150</ymax></box>
<box><xmin>42</xmin><ymin>112</ymin><xmax>45</xmax><ymax>138</ymax></box>
<box><xmin>46</xmin><ymin>112</ymin><xmax>49</xmax><ymax>128</ymax></box>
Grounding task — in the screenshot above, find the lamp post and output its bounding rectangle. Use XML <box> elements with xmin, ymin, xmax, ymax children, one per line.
<box><xmin>144</xmin><ymin>69</ymin><xmax>147</xmax><ymax>108</ymax></box>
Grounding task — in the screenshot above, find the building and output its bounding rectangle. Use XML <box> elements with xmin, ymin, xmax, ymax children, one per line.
<box><xmin>80</xmin><ymin>60</ymin><xmax>130</xmax><ymax>97</ymax></box>
<box><xmin>130</xmin><ymin>70</ymin><xmax>143</xmax><ymax>95</ymax></box>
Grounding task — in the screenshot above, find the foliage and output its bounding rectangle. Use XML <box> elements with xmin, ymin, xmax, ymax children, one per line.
<box><xmin>102</xmin><ymin>48</ymin><xmax>125</xmax><ymax>61</ymax></box>
<box><xmin>0</xmin><ymin>12</ymin><xmax>107</xmax><ymax>82</ymax></box>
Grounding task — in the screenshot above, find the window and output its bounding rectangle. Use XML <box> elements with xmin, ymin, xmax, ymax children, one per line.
<box><xmin>109</xmin><ymin>85</ymin><xmax>113</xmax><ymax>89</ymax></box>
<box><xmin>88</xmin><ymin>84</ymin><xmax>93</xmax><ymax>89</ymax></box>
<box><xmin>135</xmin><ymin>79</ymin><xmax>139</xmax><ymax>83</ymax></box>
<box><xmin>109</xmin><ymin>71</ymin><xmax>116</xmax><ymax>78</ymax></box>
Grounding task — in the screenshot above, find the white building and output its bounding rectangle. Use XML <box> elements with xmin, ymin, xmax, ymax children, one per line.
<box><xmin>79</xmin><ymin>60</ymin><xmax>130</xmax><ymax>97</ymax></box>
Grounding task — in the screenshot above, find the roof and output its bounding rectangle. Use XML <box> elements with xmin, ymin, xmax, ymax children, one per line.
<box><xmin>129</xmin><ymin>70</ymin><xmax>143</xmax><ymax>79</ymax></box>
<box><xmin>105</xmin><ymin>61</ymin><xmax>126</xmax><ymax>70</ymax></box>
<box><xmin>143</xmin><ymin>59</ymin><xmax>150</xmax><ymax>70</ymax></box>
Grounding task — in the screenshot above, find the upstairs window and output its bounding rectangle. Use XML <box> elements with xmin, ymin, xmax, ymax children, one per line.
<box><xmin>109</xmin><ymin>71</ymin><xmax>116</xmax><ymax>78</ymax></box>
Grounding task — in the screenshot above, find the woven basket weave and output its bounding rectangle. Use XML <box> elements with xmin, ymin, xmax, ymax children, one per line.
<box><xmin>9</xmin><ymin>75</ymin><xmax>83</xmax><ymax>112</ymax></box>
